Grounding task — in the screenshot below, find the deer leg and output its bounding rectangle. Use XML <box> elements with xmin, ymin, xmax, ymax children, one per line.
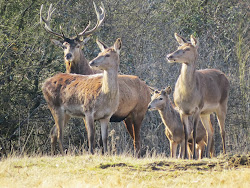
<box><xmin>200</xmin><ymin>115</ymin><xmax>214</xmax><ymax>158</ymax></box>
<box><xmin>100</xmin><ymin>118</ymin><xmax>109</xmax><ymax>154</ymax></box>
<box><xmin>172</xmin><ymin>142</ymin><xmax>178</xmax><ymax>158</ymax></box>
<box><xmin>210</xmin><ymin>136</ymin><xmax>215</xmax><ymax>157</ymax></box>
<box><xmin>85</xmin><ymin>114</ymin><xmax>95</xmax><ymax>154</ymax></box>
<box><xmin>124</xmin><ymin>117</ymin><xmax>134</xmax><ymax>140</ymax></box>
<box><xmin>193</xmin><ymin>113</ymin><xmax>201</xmax><ymax>160</ymax></box>
<box><xmin>133</xmin><ymin>117</ymin><xmax>144</xmax><ymax>158</ymax></box>
<box><xmin>197</xmin><ymin>141</ymin><xmax>205</xmax><ymax>159</ymax></box>
<box><xmin>188</xmin><ymin>142</ymin><xmax>193</xmax><ymax>159</ymax></box>
<box><xmin>180</xmin><ymin>114</ymin><xmax>189</xmax><ymax>159</ymax></box>
<box><xmin>50</xmin><ymin>125</ymin><xmax>57</xmax><ymax>155</ymax></box>
<box><xmin>216</xmin><ymin>106</ymin><xmax>227</xmax><ymax>154</ymax></box>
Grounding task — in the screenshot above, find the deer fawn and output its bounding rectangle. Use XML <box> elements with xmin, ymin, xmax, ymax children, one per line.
<box><xmin>42</xmin><ymin>38</ymin><xmax>122</xmax><ymax>155</ymax></box>
<box><xmin>166</xmin><ymin>33</ymin><xmax>229</xmax><ymax>159</ymax></box>
<box><xmin>148</xmin><ymin>86</ymin><xmax>214</xmax><ymax>159</ymax></box>
<box><xmin>40</xmin><ymin>3</ymin><xmax>151</xmax><ymax>157</ymax></box>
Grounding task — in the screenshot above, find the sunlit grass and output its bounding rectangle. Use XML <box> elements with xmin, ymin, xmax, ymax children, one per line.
<box><xmin>0</xmin><ymin>154</ymin><xmax>249</xmax><ymax>188</ymax></box>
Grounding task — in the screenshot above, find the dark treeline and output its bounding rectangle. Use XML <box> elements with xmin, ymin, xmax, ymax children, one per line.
<box><xmin>0</xmin><ymin>0</ymin><xmax>249</xmax><ymax>157</ymax></box>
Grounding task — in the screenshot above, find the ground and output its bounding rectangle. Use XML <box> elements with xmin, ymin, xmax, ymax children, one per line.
<box><xmin>0</xmin><ymin>154</ymin><xmax>249</xmax><ymax>188</ymax></box>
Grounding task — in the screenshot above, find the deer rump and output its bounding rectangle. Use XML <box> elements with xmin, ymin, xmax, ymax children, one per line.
<box><xmin>43</xmin><ymin>73</ymin><xmax>149</xmax><ymax>122</ymax></box>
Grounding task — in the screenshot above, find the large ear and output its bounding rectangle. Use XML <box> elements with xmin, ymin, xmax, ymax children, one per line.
<box><xmin>190</xmin><ymin>35</ymin><xmax>199</xmax><ymax>48</ymax></box>
<box><xmin>148</xmin><ymin>86</ymin><xmax>156</xmax><ymax>94</ymax></box>
<box><xmin>114</xmin><ymin>38</ymin><xmax>122</xmax><ymax>54</ymax></box>
<box><xmin>96</xmin><ymin>39</ymin><xmax>108</xmax><ymax>52</ymax></box>
<box><xmin>50</xmin><ymin>39</ymin><xmax>63</xmax><ymax>48</ymax></box>
<box><xmin>174</xmin><ymin>33</ymin><xmax>187</xmax><ymax>45</ymax></box>
<box><xmin>164</xmin><ymin>86</ymin><xmax>172</xmax><ymax>95</ymax></box>
<box><xmin>82</xmin><ymin>37</ymin><xmax>90</xmax><ymax>45</ymax></box>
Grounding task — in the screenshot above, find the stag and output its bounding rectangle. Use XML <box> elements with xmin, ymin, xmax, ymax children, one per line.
<box><xmin>40</xmin><ymin>3</ymin><xmax>151</xmax><ymax>157</ymax></box>
<box><xmin>148</xmin><ymin>87</ymin><xmax>214</xmax><ymax>159</ymax></box>
<box><xmin>166</xmin><ymin>33</ymin><xmax>229</xmax><ymax>159</ymax></box>
<box><xmin>43</xmin><ymin>38</ymin><xmax>122</xmax><ymax>155</ymax></box>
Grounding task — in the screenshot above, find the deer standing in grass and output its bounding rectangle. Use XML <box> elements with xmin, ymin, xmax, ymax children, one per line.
<box><xmin>148</xmin><ymin>86</ymin><xmax>214</xmax><ymax>159</ymax></box>
<box><xmin>166</xmin><ymin>33</ymin><xmax>229</xmax><ymax>159</ymax></box>
<box><xmin>42</xmin><ymin>38</ymin><xmax>122</xmax><ymax>155</ymax></box>
<box><xmin>41</xmin><ymin>4</ymin><xmax>151</xmax><ymax>157</ymax></box>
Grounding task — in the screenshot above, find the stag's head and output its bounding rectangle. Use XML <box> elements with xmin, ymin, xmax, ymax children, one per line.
<box><xmin>40</xmin><ymin>2</ymin><xmax>105</xmax><ymax>63</ymax></box>
<box><xmin>166</xmin><ymin>33</ymin><xmax>199</xmax><ymax>64</ymax></box>
<box><xmin>148</xmin><ymin>87</ymin><xmax>172</xmax><ymax>111</ymax></box>
<box><xmin>89</xmin><ymin>38</ymin><xmax>122</xmax><ymax>71</ymax></box>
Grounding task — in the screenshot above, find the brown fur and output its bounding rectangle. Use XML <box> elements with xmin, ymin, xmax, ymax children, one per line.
<box><xmin>50</xmin><ymin>39</ymin><xmax>150</xmax><ymax>157</ymax></box>
<box><xmin>167</xmin><ymin>33</ymin><xmax>229</xmax><ymax>159</ymax></box>
<box><xmin>148</xmin><ymin>87</ymin><xmax>214</xmax><ymax>159</ymax></box>
<box><xmin>43</xmin><ymin>39</ymin><xmax>122</xmax><ymax>155</ymax></box>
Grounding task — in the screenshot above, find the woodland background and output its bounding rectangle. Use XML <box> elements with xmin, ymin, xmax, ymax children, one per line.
<box><xmin>0</xmin><ymin>0</ymin><xmax>249</xmax><ymax>157</ymax></box>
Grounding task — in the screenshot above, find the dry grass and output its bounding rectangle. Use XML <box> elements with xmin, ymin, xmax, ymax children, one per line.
<box><xmin>0</xmin><ymin>154</ymin><xmax>249</xmax><ymax>188</ymax></box>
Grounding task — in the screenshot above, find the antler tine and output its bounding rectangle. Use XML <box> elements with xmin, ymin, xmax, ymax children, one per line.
<box><xmin>77</xmin><ymin>2</ymin><xmax>105</xmax><ymax>38</ymax></box>
<box><xmin>40</xmin><ymin>4</ymin><xmax>65</xmax><ymax>39</ymax></box>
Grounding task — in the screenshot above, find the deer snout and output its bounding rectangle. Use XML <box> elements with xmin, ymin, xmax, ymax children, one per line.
<box><xmin>89</xmin><ymin>60</ymin><xmax>96</xmax><ymax>67</ymax></box>
<box><xmin>166</xmin><ymin>54</ymin><xmax>176</xmax><ymax>63</ymax></box>
<box><xmin>65</xmin><ymin>53</ymin><xmax>72</xmax><ymax>60</ymax></box>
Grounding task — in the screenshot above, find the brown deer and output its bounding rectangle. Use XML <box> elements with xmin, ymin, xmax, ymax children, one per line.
<box><xmin>166</xmin><ymin>33</ymin><xmax>229</xmax><ymax>159</ymax></box>
<box><xmin>148</xmin><ymin>86</ymin><xmax>214</xmax><ymax>159</ymax></box>
<box><xmin>42</xmin><ymin>38</ymin><xmax>122</xmax><ymax>155</ymax></box>
<box><xmin>40</xmin><ymin>3</ymin><xmax>151</xmax><ymax>157</ymax></box>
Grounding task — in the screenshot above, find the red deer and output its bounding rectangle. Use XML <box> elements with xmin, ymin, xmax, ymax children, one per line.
<box><xmin>40</xmin><ymin>3</ymin><xmax>151</xmax><ymax>157</ymax></box>
<box><xmin>166</xmin><ymin>33</ymin><xmax>229</xmax><ymax>159</ymax></box>
<box><xmin>42</xmin><ymin>38</ymin><xmax>122</xmax><ymax>155</ymax></box>
<box><xmin>148</xmin><ymin>86</ymin><xmax>214</xmax><ymax>159</ymax></box>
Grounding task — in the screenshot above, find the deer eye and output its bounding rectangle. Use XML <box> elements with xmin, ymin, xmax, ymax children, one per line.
<box><xmin>159</xmin><ymin>98</ymin><xmax>163</xmax><ymax>100</ymax></box>
<box><xmin>75</xmin><ymin>44</ymin><xmax>80</xmax><ymax>48</ymax></box>
<box><xmin>105</xmin><ymin>54</ymin><xmax>110</xmax><ymax>57</ymax></box>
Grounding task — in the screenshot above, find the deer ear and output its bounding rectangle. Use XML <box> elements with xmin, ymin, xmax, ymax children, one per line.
<box><xmin>174</xmin><ymin>33</ymin><xmax>187</xmax><ymax>45</ymax></box>
<box><xmin>96</xmin><ymin>39</ymin><xmax>108</xmax><ymax>52</ymax></box>
<box><xmin>114</xmin><ymin>38</ymin><xmax>122</xmax><ymax>54</ymax></box>
<box><xmin>149</xmin><ymin>86</ymin><xmax>156</xmax><ymax>94</ymax></box>
<box><xmin>50</xmin><ymin>39</ymin><xmax>63</xmax><ymax>48</ymax></box>
<box><xmin>165</xmin><ymin>86</ymin><xmax>172</xmax><ymax>95</ymax></box>
<box><xmin>82</xmin><ymin>37</ymin><xmax>90</xmax><ymax>45</ymax></box>
<box><xmin>190</xmin><ymin>35</ymin><xmax>199</xmax><ymax>48</ymax></box>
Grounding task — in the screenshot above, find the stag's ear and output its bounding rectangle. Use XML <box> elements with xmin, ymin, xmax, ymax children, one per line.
<box><xmin>174</xmin><ymin>33</ymin><xmax>187</xmax><ymax>45</ymax></box>
<box><xmin>114</xmin><ymin>38</ymin><xmax>122</xmax><ymax>54</ymax></box>
<box><xmin>51</xmin><ymin>39</ymin><xmax>63</xmax><ymax>48</ymax></box>
<box><xmin>96</xmin><ymin>39</ymin><xmax>108</xmax><ymax>52</ymax></box>
<box><xmin>190</xmin><ymin>35</ymin><xmax>199</xmax><ymax>48</ymax></box>
<box><xmin>165</xmin><ymin>86</ymin><xmax>172</xmax><ymax>95</ymax></box>
<box><xmin>82</xmin><ymin>37</ymin><xmax>90</xmax><ymax>45</ymax></box>
<box><xmin>149</xmin><ymin>86</ymin><xmax>156</xmax><ymax>94</ymax></box>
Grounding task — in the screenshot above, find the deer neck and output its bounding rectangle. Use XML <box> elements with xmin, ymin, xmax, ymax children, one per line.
<box><xmin>65</xmin><ymin>51</ymin><xmax>94</xmax><ymax>75</ymax></box>
<box><xmin>158</xmin><ymin>100</ymin><xmax>182</xmax><ymax>134</ymax></box>
<box><xmin>178</xmin><ymin>61</ymin><xmax>196</xmax><ymax>93</ymax></box>
<box><xmin>101</xmin><ymin>65</ymin><xmax>119</xmax><ymax>99</ymax></box>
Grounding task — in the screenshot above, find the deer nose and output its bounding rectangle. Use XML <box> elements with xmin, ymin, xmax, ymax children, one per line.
<box><xmin>65</xmin><ymin>53</ymin><xmax>72</xmax><ymax>60</ymax></box>
<box><xmin>148</xmin><ymin>105</ymin><xmax>151</xmax><ymax>109</ymax></box>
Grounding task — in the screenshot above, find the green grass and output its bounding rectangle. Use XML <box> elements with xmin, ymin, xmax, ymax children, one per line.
<box><xmin>0</xmin><ymin>154</ymin><xmax>249</xmax><ymax>188</ymax></box>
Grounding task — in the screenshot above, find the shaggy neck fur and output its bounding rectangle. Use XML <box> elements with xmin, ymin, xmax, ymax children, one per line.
<box><xmin>65</xmin><ymin>50</ymin><xmax>95</xmax><ymax>75</ymax></box>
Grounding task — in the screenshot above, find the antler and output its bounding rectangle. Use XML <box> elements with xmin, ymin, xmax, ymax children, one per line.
<box><xmin>77</xmin><ymin>2</ymin><xmax>105</xmax><ymax>38</ymax></box>
<box><xmin>40</xmin><ymin>4</ymin><xmax>65</xmax><ymax>39</ymax></box>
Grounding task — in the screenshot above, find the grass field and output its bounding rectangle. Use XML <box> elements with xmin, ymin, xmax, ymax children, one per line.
<box><xmin>0</xmin><ymin>154</ymin><xmax>249</xmax><ymax>188</ymax></box>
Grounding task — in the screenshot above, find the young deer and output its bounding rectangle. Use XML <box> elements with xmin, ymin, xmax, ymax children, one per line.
<box><xmin>166</xmin><ymin>33</ymin><xmax>229</xmax><ymax>159</ymax></box>
<box><xmin>148</xmin><ymin>87</ymin><xmax>214</xmax><ymax>159</ymax></box>
<box><xmin>42</xmin><ymin>38</ymin><xmax>122</xmax><ymax>155</ymax></box>
<box><xmin>40</xmin><ymin>4</ymin><xmax>151</xmax><ymax>157</ymax></box>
